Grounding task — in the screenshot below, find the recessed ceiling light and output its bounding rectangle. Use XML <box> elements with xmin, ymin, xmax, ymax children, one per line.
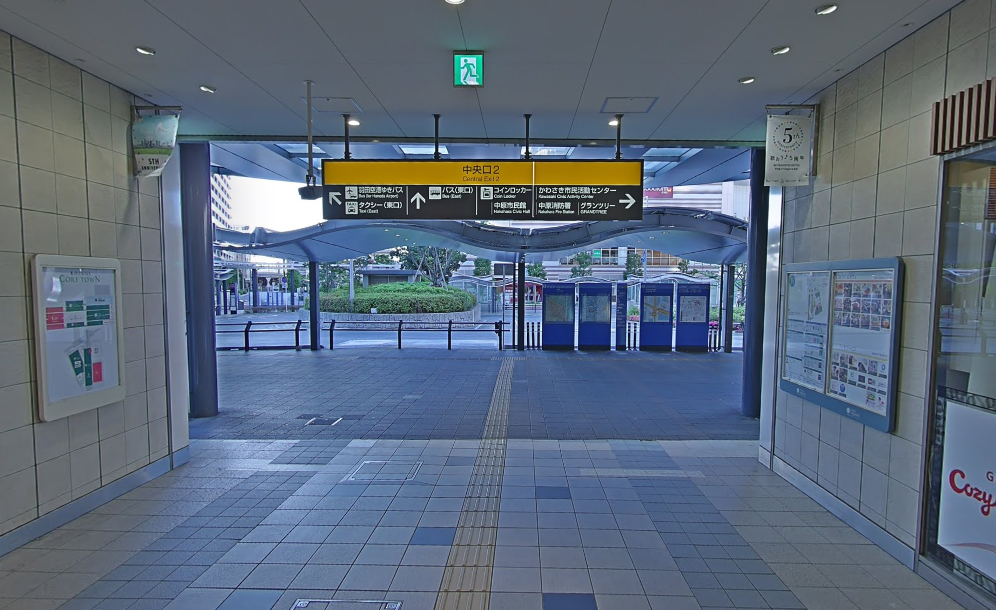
<box><xmin>136</xmin><ymin>46</ymin><xmax>156</xmax><ymax>56</ymax></box>
<box><xmin>347</xmin><ymin>119</ymin><xmax>361</xmax><ymax>126</ymax></box>
<box><xmin>74</xmin><ymin>58</ymin><xmax>86</xmax><ymax>64</ymax></box>
<box><xmin>815</xmin><ymin>4</ymin><xmax>838</xmax><ymax>15</ymax></box>
<box><xmin>445</xmin><ymin>0</ymin><xmax>464</xmax><ymax>4</ymax></box>
<box><xmin>608</xmin><ymin>119</ymin><xmax>619</xmax><ymax>126</ymax></box>
<box><xmin>199</xmin><ymin>85</ymin><xmax>217</xmax><ymax>93</ymax></box>
<box><xmin>738</xmin><ymin>76</ymin><xmax>756</xmax><ymax>84</ymax></box>
<box><xmin>771</xmin><ymin>46</ymin><xmax>791</xmax><ymax>56</ymax></box>
<box><xmin>902</xmin><ymin>22</ymin><xmax>913</xmax><ymax>27</ymax></box>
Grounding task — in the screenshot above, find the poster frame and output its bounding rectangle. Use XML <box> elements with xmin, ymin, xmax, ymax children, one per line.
<box><xmin>778</xmin><ymin>257</ymin><xmax>904</xmax><ymax>433</ymax></box>
<box><xmin>32</xmin><ymin>255</ymin><xmax>127</xmax><ymax>422</ymax></box>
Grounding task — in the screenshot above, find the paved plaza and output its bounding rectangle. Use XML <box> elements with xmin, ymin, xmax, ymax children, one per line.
<box><xmin>192</xmin><ymin>349</ymin><xmax>753</xmax><ymax>442</ymax></box>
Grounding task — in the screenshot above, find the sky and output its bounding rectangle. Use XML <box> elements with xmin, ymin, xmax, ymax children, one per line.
<box><xmin>228</xmin><ymin>176</ymin><xmax>324</xmax><ymax>232</ymax></box>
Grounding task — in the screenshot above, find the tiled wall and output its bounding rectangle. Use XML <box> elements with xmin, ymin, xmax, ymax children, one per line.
<box><xmin>0</xmin><ymin>32</ymin><xmax>169</xmax><ymax>535</ymax></box>
<box><xmin>775</xmin><ymin>0</ymin><xmax>996</xmax><ymax>550</ymax></box>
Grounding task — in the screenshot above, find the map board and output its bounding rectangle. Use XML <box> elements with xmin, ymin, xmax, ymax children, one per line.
<box><xmin>779</xmin><ymin>258</ymin><xmax>903</xmax><ymax>432</ymax></box>
<box><xmin>33</xmin><ymin>255</ymin><xmax>126</xmax><ymax>421</ymax></box>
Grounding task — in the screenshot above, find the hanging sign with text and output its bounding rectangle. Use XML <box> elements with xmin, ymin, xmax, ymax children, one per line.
<box><xmin>322</xmin><ymin>160</ymin><xmax>643</xmax><ymax>221</ymax></box>
<box><xmin>764</xmin><ymin>113</ymin><xmax>814</xmax><ymax>187</ymax></box>
<box><xmin>132</xmin><ymin>111</ymin><xmax>180</xmax><ymax>178</ymax></box>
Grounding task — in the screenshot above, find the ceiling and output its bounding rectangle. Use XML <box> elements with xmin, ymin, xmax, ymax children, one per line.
<box><xmin>0</xmin><ymin>0</ymin><xmax>960</xmax><ymax>143</ymax></box>
<box><xmin>215</xmin><ymin>207</ymin><xmax>749</xmax><ymax>264</ymax></box>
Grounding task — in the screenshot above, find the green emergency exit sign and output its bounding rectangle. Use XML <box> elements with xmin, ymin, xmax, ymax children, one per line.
<box><xmin>454</xmin><ymin>52</ymin><xmax>484</xmax><ymax>87</ymax></box>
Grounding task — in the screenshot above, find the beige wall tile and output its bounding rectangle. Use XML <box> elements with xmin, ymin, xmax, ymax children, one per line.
<box><xmin>123</xmin><ymin>326</ymin><xmax>145</xmax><ymax>363</ymax></box>
<box><xmin>849</xmin><ymin>215</ymin><xmax>875</xmax><ymax>258</ymax></box>
<box><xmin>884</xmin><ymin>36</ymin><xmax>914</xmax><ymax>85</ymax></box>
<box><xmin>140</xmin><ymin>228</ymin><xmax>161</xmax><ymax>262</ymax></box>
<box><xmin>828</xmin><ymin>222</ymin><xmax>851</xmax><ymax>259</ymax></box>
<box><xmin>122</xmin><ymin>293</ymin><xmax>144</xmax><ymax>329</ymax></box>
<box><xmin>36</xmin><ymin>454</ymin><xmax>71</xmax><ymax>506</ymax></box>
<box><xmin>0</xmin><ymin>68</ymin><xmax>12</xmax><ymax>120</ymax></box>
<box><xmin>945</xmin><ymin>33</ymin><xmax>988</xmax><ymax>96</ymax></box>
<box><xmin>55</xmin><ymin>174</ymin><xmax>87</xmax><ymax>218</ymax></box>
<box><xmin>145</xmin><ymin>355</ymin><xmax>166</xmax><ymax>391</ymax></box>
<box><xmin>98</xmin><ymin>432</ymin><xmax>125</xmax><ymax>479</ymax></box>
<box><xmin>81</xmin><ymin>72</ymin><xmax>109</xmax><ymax>112</ymax></box>
<box><xmin>873</xmin><ymin>212</ymin><xmax>904</xmax><ymax>257</ymax></box>
<box><xmin>97</xmin><ymin>401</ymin><xmax>124</xmax><ymax>440</ymax></box>
<box><xmin>16</xmin><ymin>121</ymin><xmax>54</xmax><ymax>171</ymax></box>
<box><xmin>881</xmin><ymin>75</ymin><xmax>912</xmax><ymax>129</ymax></box>
<box><xmin>949</xmin><ymin>0</ymin><xmax>991</xmax><ymax>50</ymax></box>
<box><xmin>858</xmin><ymin>54</ymin><xmax>885</xmax><ymax>99</ymax></box>
<box><xmin>837</xmin><ymin>70</ymin><xmax>860</xmax><ymax>109</ymax></box>
<box><xmin>53</xmin><ymin>133</ymin><xmax>86</xmax><ymax>180</ymax></box>
<box><xmin>21</xmin><ymin>210</ymin><xmax>59</xmax><ymax>254</ymax></box>
<box><xmin>910</xmin><ymin>57</ymin><xmax>946</xmax><ymax>116</ymax></box>
<box><xmin>851</xmin><ymin>176</ymin><xmax>878</xmax><ymax>220</ymax></box>
<box><xmin>811</xmin><ymin>190</ymin><xmax>830</xmax><ymax>228</ymax></box>
<box><xmin>0</xmin><ymin>159</ymin><xmax>18</xmax><ymax>207</ymax></box>
<box><xmin>0</xmin><ymin>339</ymin><xmax>29</xmax><ymax>388</ymax></box>
<box><xmin>50</xmin><ymin>92</ymin><xmax>82</xmax><ymax>140</ymax></box>
<box><xmin>33</xmin><ymin>417</ymin><xmax>69</xmax><ymax>463</ymax></box>
<box><xmin>876</xmin><ymin>167</ymin><xmax>906</xmax><ymax>215</ymax></box>
<box><xmin>0</xmin><ymin>205</ymin><xmax>21</xmax><ymax>254</ymax></box>
<box><xmin>147</xmin><ymin>386</ymin><xmax>166</xmax><ymax>422</ymax></box>
<box><xmin>67</xmin><ymin>409</ymin><xmax>98</xmax><ymax>451</ymax></box>
<box><xmin>0</xmin><ymin>296</ymin><xmax>27</xmax><ymax>342</ymax></box>
<box><xmin>0</xmin><ymin>32</ymin><xmax>9</xmax><ymax>70</ymax></box>
<box><xmin>88</xmin><ymin>219</ymin><xmax>117</xmax><ymax>258</ymax></box>
<box><xmin>120</xmin><ymin>259</ymin><xmax>143</xmax><ymax>295</ymax></box>
<box><xmin>0</xmin><ymin>384</ymin><xmax>33</xmax><ymax>435</ymax></box>
<box><xmin>860</xmin><ymin>463</ymin><xmax>889</xmax><ymax>518</ymax></box>
<box><xmin>125</xmin><ymin>425</ymin><xmax>149</xmax><ymax>466</ymax></box>
<box><xmin>14</xmin><ymin>77</ymin><xmax>51</xmax><ymax>131</ymax></box>
<box><xmin>84</xmin><ymin>142</ymin><xmax>113</xmax><ymax>186</ymax></box>
<box><xmin>901</xmin><ymin>302</ymin><xmax>931</xmax><ymax>352</ymax></box>
<box><xmin>904</xmin><ymin>157</ymin><xmax>940</xmax><ymax>210</ymax></box>
<box><xmin>0</xmin><ymin>467</ymin><xmax>37</xmax><ymax>524</ymax></box>
<box><xmin>888</xmin><ymin>435</ymin><xmax>922</xmax><ymax>490</ymax></box>
<box><xmin>829</xmin><ymin>183</ymin><xmax>852</xmax><ymax>223</ymax></box>
<box><xmin>11</xmin><ymin>39</ymin><xmax>48</xmax><ymax>87</ymax></box>
<box><xmin>903</xmin><ymin>254</ymin><xmax>935</xmax><ymax>304</ymax></box>
<box><xmin>0</xmin><ymin>115</ymin><xmax>16</xmax><ymax>163</ymax></box>
<box><xmin>125</xmin><ymin>359</ymin><xmax>147</xmax><ymax>396</ymax></box>
<box><xmin>0</xmin><ymin>252</ymin><xmax>25</xmax><ymax>295</ymax></box>
<box><xmin>878</xmin><ymin>121</ymin><xmax>909</xmax><ymax>173</ymax></box>
<box><xmin>142</xmin><ymin>260</ymin><xmax>163</xmax><ymax>294</ymax></box>
<box><xmin>149</xmin><ymin>417</ymin><xmax>168</xmax><ymax>454</ymax></box>
<box><xmin>0</xmin><ymin>425</ymin><xmax>35</xmax><ymax>477</ymax></box>
<box><xmin>902</xmin><ymin>205</ymin><xmax>938</xmax><ymax>256</ymax></box>
<box><xmin>832</xmin><ymin>142</ymin><xmax>855</xmax><ymax>185</ymax></box>
<box><xmin>57</xmin><ymin>214</ymin><xmax>89</xmax><ymax>256</ymax></box>
<box><xmin>139</xmin><ymin>194</ymin><xmax>161</xmax><ymax>229</ymax></box>
<box><xmin>833</xmin><ymin>102</ymin><xmax>857</xmax><ymax>149</ymax></box>
<box><xmin>853</xmin><ymin>135</ymin><xmax>880</xmax><ymax>181</ymax></box>
<box><xmin>115</xmin><ymin>187</ymin><xmax>139</xmax><ymax>226</ymax></box>
<box><xmin>899</xmin><ymin>347</ymin><xmax>929</xmax><ymax>398</ymax></box>
<box><xmin>886</xmin><ymin>478</ymin><xmax>919</xmax><ymax>537</ymax></box>
<box><xmin>48</xmin><ymin>58</ymin><xmax>80</xmax><ymax>101</ymax></box>
<box><xmin>69</xmin><ymin>444</ymin><xmax>99</xmax><ymax>491</ymax></box>
<box><xmin>856</xmin><ymin>90</ymin><xmax>882</xmax><ymax>140</ymax></box>
<box><xmin>914</xmin><ymin>13</ymin><xmax>950</xmax><ymax>69</ymax></box>
<box><xmin>907</xmin><ymin>111</ymin><xmax>933</xmax><ymax>164</ymax></box>
<box><xmin>895</xmin><ymin>392</ymin><xmax>926</xmax><ymax>445</ymax></box>
<box><xmin>19</xmin><ymin>166</ymin><xmax>56</xmax><ymax>213</ymax></box>
<box><xmin>83</xmin><ymin>105</ymin><xmax>112</xmax><ymax>151</ymax></box>
<box><xmin>109</xmin><ymin>87</ymin><xmax>131</xmax><ymax>121</ymax></box>
<box><xmin>123</xmin><ymin>392</ymin><xmax>147</xmax><ymax>431</ymax></box>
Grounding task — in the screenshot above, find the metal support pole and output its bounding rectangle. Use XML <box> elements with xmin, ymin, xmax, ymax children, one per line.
<box><xmin>329</xmin><ymin>320</ymin><xmax>335</xmax><ymax>350</ymax></box>
<box><xmin>295</xmin><ymin>320</ymin><xmax>302</xmax><ymax>350</ymax></box>
<box><xmin>718</xmin><ymin>266</ymin><xmax>725</xmax><ymax>350</ymax></box>
<box><xmin>343</xmin><ymin>114</ymin><xmax>352</xmax><ymax>160</ymax></box>
<box><xmin>244</xmin><ymin>321</ymin><xmax>252</xmax><ymax>351</ymax></box>
<box><xmin>723</xmin><ymin>263</ymin><xmax>735</xmax><ymax>353</ymax></box>
<box><xmin>742</xmin><ymin>148</ymin><xmax>769</xmax><ymax>418</ymax></box>
<box><xmin>614</xmin><ymin>114</ymin><xmax>623</xmax><ymax>160</ymax></box>
<box><xmin>398</xmin><ymin>320</ymin><xmax>403</xmax><ymax>349</ymax></box>
<box><xmin>349</xmin><ymin>258</ymin><xmax>355</xmax><ymax>311</ymax></box>
<box><xmin>251</xmin><ymin>268</ymin><xmax>258</xmax><ymax>309</ymax></box>
<box><xmin>448</xmin><ymin>320</ymin><xmax>453</xmax><ymax>350</ymax></box>
<box><xmin>433</xmin><ymin>114</ymin><xmax>441</xmax><ymax>160</ymax></box>
<box><xmin>524</xmin><ymin>114</ymin><xmax>532</xmax><ymax>159</ymax></box>
<box><xmin>517</xmin><ymin>257</ymin><xmax>526</xmax><ymax>351</ymax></box>
<box><xmin>180</xmin><ymin>143</ymin><xmax>219</xmax><ymax>418</ymax></box>
<box><xmin>215</xmin><ymin>280</ymin><xmax>222</xmax><ymax>316</ymax></box>
<box><xmin>222</xmin><ymin>282</ymin><xmax>228</xmax><ymax>315</ymax></box>
<box><xmin>309</xmin><ymin>261</ymin><xmax>320</xmax><ymax>350</ymax></box>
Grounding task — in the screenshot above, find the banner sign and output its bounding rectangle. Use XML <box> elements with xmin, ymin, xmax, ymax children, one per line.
<box><xmin>32</xmin><ymin>255</ymin><xmax>126</xmax><ymax>422</ymax></box>
<box><xmin>937</xmin><ymin>398</ymin><xmax>996</xmax><ymax>583</ymax></box>
<box><xmin>765</xmin><ymin>113</ymin><xmax>813</xmax><ymax>187</ymax></box>
<box><xmin>133</xmin><ymin>112</ymin><xmax>180</xmax><ymax>178</ymax></box>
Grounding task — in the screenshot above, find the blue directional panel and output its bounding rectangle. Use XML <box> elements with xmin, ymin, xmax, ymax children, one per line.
<box><xmin>675</xmin><ymin>284</ymin><xmax>710</xmax><ymax>353</ymax></box>
<box><xmin>542</xmin><ymin>283</ymin><xmax>576</xmax><ymax>351</ymax></box>
<box><xmin>577</xmin><ymin>283</ymin><xmax>612</xmax><ymax>351</ymax></box>
<box><xmin>616</xmin><ymin>283</ymin><xmax>629</xmax><ymax>351</ymax></box>
<box><xmin>639</xmin><ymin>283</ymin><xmax>674</xmax><ymax>352</ymax></box>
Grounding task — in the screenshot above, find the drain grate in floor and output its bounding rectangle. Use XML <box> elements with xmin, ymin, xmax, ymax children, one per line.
<box><xmin>305</xmin><ymin>417</ymin><xmax>343</xmax><ymax>426</ymax></box>
<box><xmin>342</xmin><ymin>460</ymin><xmax>423</xmax><ymax>482</ymax></box>
<box><xmin>293</xmin><ymin>601</ymin><xmax>401</xmax><ymax>609</ymax></box>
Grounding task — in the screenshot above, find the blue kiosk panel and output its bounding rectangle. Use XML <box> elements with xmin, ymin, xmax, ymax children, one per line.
<box><xmin>639</xmin><ymin>283</ymin><xmax>674</xmax><ymax>352</ymax></box>
<box><xmin>578</xmin><ymin>283</ymin><xmax>612</xmax><ymax>350</ymax></box>
<box><xmin>615</xmin><ymin>282</ymin><xmax>628</xmax><ymax>350</ymax></box>
<box><xmin>542</xmin><ymin>283</ymin><xmax>575</xmax><ymax>351</ymax></box>
<box><xmin>675</xmin><ymin>284</ymin><xmax>710</xmax><ymax>352</ymax></box>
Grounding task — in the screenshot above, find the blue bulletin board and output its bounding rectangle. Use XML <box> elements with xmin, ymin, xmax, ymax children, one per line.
<box><xmin>541</xmin><ymin>283</ymin><xmax>575</xmax><ymax>351</ymax></box>
<box><xmin>577</xmin><ymin>283</ymin><xmax>612</xmax><ymax>350</ymax></box>
<box><xmin>616</xmin><ymin>283</ymin><xmax>629</xmax><ymax>350</ymax></box>
<box><xmin>675</xmin><ymin>284</ymin><xmax>710</xmax><ymax>352</ymax></box>
<box><xmin>639</xmin><ymin>283</ymin><xmax>674</xmax><ymax>352</ymax></box>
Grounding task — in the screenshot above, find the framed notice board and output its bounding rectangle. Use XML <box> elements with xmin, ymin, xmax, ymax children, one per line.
<box><xmin>779</xmin><ymin>258</ymin><xmax>903</xmax><ymax>432</ymax></box>
<box><xmin>32</xmin><ymin>255</ymin><xmax>126</xmax><ymax>422</ymax></box>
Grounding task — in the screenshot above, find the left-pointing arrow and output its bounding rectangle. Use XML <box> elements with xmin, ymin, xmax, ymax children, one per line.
<box><xmin>620</xmin><ymin>193</ymin><xmax>636</xmax><ymax>209</ymax></box>
<box><xmin>330</xmin><ymin>191</ymin><xmax>342</xmax><ymax>205</ymax></box>
<box><xmin>411</xmin><ymin>192</ymin><xmax>425</xmax><ymax>210</ymax></box>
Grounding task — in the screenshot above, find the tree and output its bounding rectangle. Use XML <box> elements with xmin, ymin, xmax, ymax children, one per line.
<box><xmin>677</xmin><ymin>258</ymin><xmax>689</xmax><ymax>274</ymax></box>
<box><xmin>473</xmin><ymin>257</ymin><xmax>493</xmax><ymax>277</ymax></box>
<box><xmin>314</xmin><ymin>258</ymin><xmax>367</xmax><ymax>292</ymax></box>
<box><xmin>372</xmin><ymin>253</ymin><xmax>393</xmax><ymax>265</ymax></box>
<box><xmin>527</xmin><ymin>262</ymin><xmax>547</xmax><ymax>279</ymax></box>
<box><xmin>393</xmin><ymin>246</ymin><xmax>467</xmax><ymax>287</ymax></box>
<box><xmin>570</xmin><ymin>252</ymin><xmax>593</xmax><ymax>278</ymax></box>
<box><xmin>734</xmin><ymin>264</ymin><xmax>747</xmax><ymax>306</ymax></box>
<box><xmin>624</xmin><ymin>251</ymin><xmax>643</xmax><ymax>280</ymax></box>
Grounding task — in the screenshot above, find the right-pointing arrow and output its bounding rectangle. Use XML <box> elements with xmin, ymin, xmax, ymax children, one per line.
<box><xmin>330</xmin><ymin>191</ymin><xmax>342</xmax><ymax>205</ymax></box>
<box><xmin>411</xmin><ymin>192</ymin><xmax>425</xmax><ymax>210</ymax></box>
<box><xmin>620</xmin><ymin>193</ymin><xmax>636</xmax><ymax>209</ymax></box>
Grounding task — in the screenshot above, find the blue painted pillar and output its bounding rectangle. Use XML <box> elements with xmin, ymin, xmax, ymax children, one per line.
<box><xmin>180</xmin><ymin>143</ymin><xmax>219</xmax><ymax>418</ymax></box>
<box><xmin>741</xmin><ymin>148</ymin><xmax>768</xmax><ymax>419</ymax></box>
<box><xmin>309</xmin><ymin>261</ymin><xmax>320</xmax><ymax>350</ymax></box>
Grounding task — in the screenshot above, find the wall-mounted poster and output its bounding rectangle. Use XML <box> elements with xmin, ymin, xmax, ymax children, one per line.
<box><xmin>580</xmin><ymin>293</ymin><xmax>611</xmax><ymax>323</ymax></box>
<box><xmin>827</xmin><ymin>268</ymin><xmax>896</xmax><ymax>417</ymax></box>
<box><xmin>33</xmin><ymin>255</ymin><xmax>126</xmax><ymax>421</ymax></box>
<box><xmin>782</xmin><ymin>270</ymin><xmax>830</xmax><ymax>391</ymax></box>
<box><xmin>779</xmin><ymin>258</ymin><xmax>903</xmax><ymax>433</ymax></box>
<box><xmin>642</xmin><ymin>295</ymin><xmax>672</xmax><ymax>323</ymax></box>
<box><xmin>132</xmin><ymin>110</ymin><xmax>180</xmax><ymax>178</ymax></box>
<box><xmin>544</xmin><ymin>293</ymin><xmax>574</xmax><ymax>324</ymax></box>
<box><xmin>678</xmin><ymin>295</ymin><xmax>707</xmax><ymax>323</ymax></box>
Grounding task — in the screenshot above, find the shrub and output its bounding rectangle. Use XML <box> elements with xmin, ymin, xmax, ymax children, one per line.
<box><xmin>314</xmin><ymin>282</ymin><xmax>477</xmax><ymax>314</ymax></box>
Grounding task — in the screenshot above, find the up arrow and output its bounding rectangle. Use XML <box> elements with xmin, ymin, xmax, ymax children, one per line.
<box><xmin>411</xmin><ymin>192</ymin><xmax>425</xmax><ymax>210</ymax></box>
<box><xmin>330</xmin><ymin>191</ymin><xmax>342</xmax><ymax>205</ymax></box>
<box><xmin>620</xmin><ymin>193</ymin><xmax>636</xmax><ymax>209</ymax></box>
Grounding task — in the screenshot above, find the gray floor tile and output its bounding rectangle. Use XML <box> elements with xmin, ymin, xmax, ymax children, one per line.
<box><xmin>492</xmin><ymin>567</ymin><xmax>542</xmax><ymax>593</ymax></box>
<box><xmin>540</xmin><ymin>568</ymin><xmax>592</xmax><ymax>593</ymax></box>
<box><xmin>589</xmin><ymin>568</ymin><xmax>645</xmax><ymax>595</ymax></box>
<box><xmin>540</xmin><ymin>547</ymin><xmax>587</xmax><ymax>569</ymax></box>
<box><xmin>542</xmin><ymin>592</ymin><xmax>598</xmax><ymax>610</ymax></box>
<box><xmin>216</xmin><ymin>589</ymin><xmax>282</xmax><ymax>610</ymax></box>
<box><xmin>238</xmin><ymin>563</ymin><xmax>303</xmax><ymax>589</ymax></box>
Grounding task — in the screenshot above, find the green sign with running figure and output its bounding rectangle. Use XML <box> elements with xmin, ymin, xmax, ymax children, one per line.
<box><xmin>453</xmin><ymin>52</ymin><xmax>484</xmax><ymax>87</ymax></box>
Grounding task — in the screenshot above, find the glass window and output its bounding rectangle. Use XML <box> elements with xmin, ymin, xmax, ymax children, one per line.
<box><xmin>924</xmin><ymin>155</ymin><xmax>996</xmax><ymax>602</ymax></box>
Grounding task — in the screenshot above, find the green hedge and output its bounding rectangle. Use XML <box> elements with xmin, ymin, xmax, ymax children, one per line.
<box><xmin>314</xmin><ymin>282</ymin><xmax>477</xmax><ymax>314</ymax></box>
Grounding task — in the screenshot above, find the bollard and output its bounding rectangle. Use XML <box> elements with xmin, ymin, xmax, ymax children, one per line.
<box><xmin>294</xmin><ymin>320</ymin><xmax>302</xmax><ymax>350</ymax></box>
<box><xmin>329</xmin><ymin>320</ymin><xmax>335</xmax><ymax>350</ymax></box>
<box><xmin>244</xmin><ymin>320</ymin><xmax>252</xmax><ymax>351</ymax></box>
<box><xmin>496</xmin><ymin>321</ymin><xmax>503</xmax><ymax>351</ymax></box>
<box><xmin>448</xmin><ymin>320</ymin><xmax>453</xmax><ymax>350</ymax></box>
<box><xmin>398</xmin><ymin>320</ymin><xmax>403</xmax><ymax>349</ymax></box>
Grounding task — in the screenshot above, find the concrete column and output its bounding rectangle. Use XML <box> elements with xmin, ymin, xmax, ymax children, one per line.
<box><xmin>251</xmin><ymin>268</ymin><xmax>259</xmax><ymax>308</ymax></box>
<box><xmin>180</xmin><ymin>143</ymin><xmax>218</xmax><ymax>418</ymax></box>
<box><xmin>741</xmin><ymin>148</ymin><xmax>768</xmax><ymax>418</ymax></box>
<box><xmin>723</xmin><ymin>263</ymin><xmax>735</xmax><ymax>353</ymax></box>
<box><xmin>309</xmin><ymin>261</ymin><xmax>320</xmax><ymax>351</ymax></box>
<box><xmin>517</xmin><ymin>257</ymin><xmax>526</xmax><ymax>351</ymax></box>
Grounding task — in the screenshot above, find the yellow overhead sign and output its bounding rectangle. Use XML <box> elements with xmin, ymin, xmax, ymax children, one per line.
<box><xmin>322</xmin><ymin>160</ymin><xmax>642</xmax><ymax>187</ymax></box>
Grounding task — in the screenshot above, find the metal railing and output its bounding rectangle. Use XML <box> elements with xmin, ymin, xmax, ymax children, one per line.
<box><xmin>216</xmin><ymin>320</ymin><xmax>311</xmax><ymax>351</ymax></box>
